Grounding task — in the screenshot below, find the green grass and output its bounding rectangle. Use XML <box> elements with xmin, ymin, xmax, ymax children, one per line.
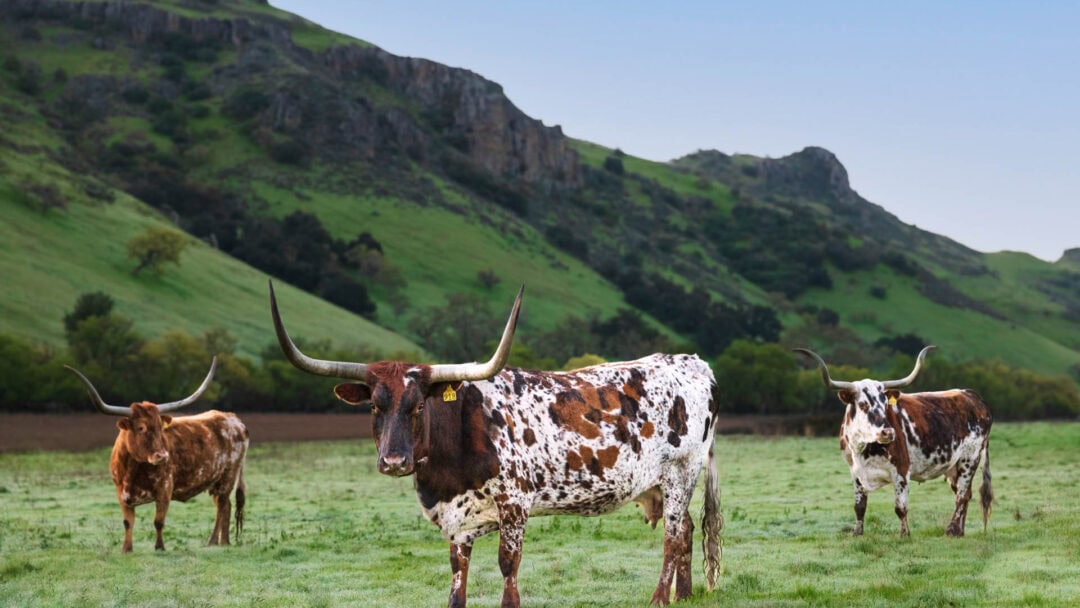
<box><xmin>0</xmin><ymin>422</ymin><xmax>1076</xmax><ymax>606</ymax></box>
<box><xmin>0</xmin><ymin>156</ymin><xmax>420</xmax><ymax>360</ymax></box>
<box><xmin>799</xmin><ymin>266</ymin><xmax>1080</xmax><ymax>378</ymax></box>
<box><xmin>249</xmin><ymin>179</ymin><xmax>633</xmax><ymax>334</ymax></box>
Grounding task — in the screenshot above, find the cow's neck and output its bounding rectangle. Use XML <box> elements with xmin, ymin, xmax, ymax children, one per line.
<box><xmin>413</xmin><ymin>383</ymin><xmax>501</xmax><ymax>510</ymax></box>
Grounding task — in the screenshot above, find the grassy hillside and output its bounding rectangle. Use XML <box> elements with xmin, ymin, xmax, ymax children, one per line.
<box><xmin>0</xmin><ymin>185</ymin><xmax>420</xmax><ymax>360</ymax></box>
<box><xmin>0</xmin><ymin>0</ymin><xmax>1078</xmax><ymax>387</ymax></box>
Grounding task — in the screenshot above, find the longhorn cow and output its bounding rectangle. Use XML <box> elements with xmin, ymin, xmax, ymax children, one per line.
<box><xmin>795</xmin><ymin>346</ymin><xmax>993</xmax><ymax>537</ymax></box>
<box><xmin>269</xmin><ymin>282</ymin><xmax>722</xmax><ymax>607</ymax></box>
<box><xmin>66</xmin><ymin>359</ymin><xmax>249</xmax><ymax>552</ymax></box>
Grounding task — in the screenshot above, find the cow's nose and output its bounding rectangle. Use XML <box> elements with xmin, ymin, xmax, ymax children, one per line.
<box><xmin>878</xmin><ymin>429</ymin><xmax>896</xmax><ymax>444</ymax></box>
<box><xmin>378</xmin><ymin>454</ymin><xmax>413</xmax><ymax>476</ymax></box>
<box><xmin>149</xmin><ymin>450</ymin><xmax>169</xmax><ymax>464</ymax></box>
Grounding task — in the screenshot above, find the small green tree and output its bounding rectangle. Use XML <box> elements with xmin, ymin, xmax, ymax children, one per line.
<box><xmin>127</xmin><ymin>227</ymin><xmax>189</xmax><ymax>277</ymax></box>
<box><xmin>563</xmin><ymin>353</ymin><xmax>606</xmax><ymax>370</ymax></box>
<box><xmin>409</xmin><ymin>292</ymin><xmax>500</xmax><ymax>363</ymax></box>
<box><xmin>63</xmin><ymin>291</ymin><xmax>115</xmax><ymax>333</ymax></box>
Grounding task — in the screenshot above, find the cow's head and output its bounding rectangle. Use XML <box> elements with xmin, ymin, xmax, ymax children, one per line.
<box><xmin>795</xmin><ymin>347</ymin><xmax>935</xmax><ymax>446</ymax></box>
<box><xmin>269</xmin><ymin>280</ymin><xmax>523</xmax><ymax>477</ymax></box>
<box><xmin>66</xmin><ymin>359</ymin><xmax>217</xmax><ymax>465</ymax></box>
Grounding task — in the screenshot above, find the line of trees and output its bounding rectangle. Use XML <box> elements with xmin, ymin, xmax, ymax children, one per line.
<box><xmin>3</xmin><ymin>294</ymin><xmax>1078</xmax><ymax>420</ymax></box>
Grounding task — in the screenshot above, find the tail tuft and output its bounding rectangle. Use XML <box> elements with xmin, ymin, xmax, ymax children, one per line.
<box><xmin>235</xmin><ymin>468</ymin><xmax>246</xmax><ymax>541</ymax></box>
<box><xmin>701</xmin><ymin>444</ymin><xmax>723</xmax><ymax>591</ymax></box>
<box><xmin>979</xmin><ymin>441</ymin><xmax>993</xmax><ymax>532</ymax></box>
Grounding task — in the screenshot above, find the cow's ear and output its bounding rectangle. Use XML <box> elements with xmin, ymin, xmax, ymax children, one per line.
<box><xmin>117</xmin><ymin>418</ymin><xmax>132</xmax><ymax>431</ymax></box>
<box><xmin>885</xmin><ymin>389</ymin><xmax>901</xmax><ymax>405</ymax></box>
<box><xmin>334</xmin><ymin>383</ymin><xmax>372</xmax><ymax>405</ymax></box>
<box><xmin>837</xmin><ymin>390</ymin><xmax>855</xmax><ymax>405</ymax></box>
<box><xmin>160</xmin><ymin>415</ymin><xmax>173</xmax><ymax>428</ymax></box>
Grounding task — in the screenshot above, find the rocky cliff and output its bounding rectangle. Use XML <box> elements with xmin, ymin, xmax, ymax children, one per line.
<box><xmin>1</xmin><ymin>0</ymin><xmax>581</xmax><ymax>188</ymax></box>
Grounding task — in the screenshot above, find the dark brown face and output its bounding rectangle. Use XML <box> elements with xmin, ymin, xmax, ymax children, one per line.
<box><xmin>333</xmin><ymin>364</ymin><xmax>433</xmax><ymax>477</ymax></box>
<box><xmin>116</xmin><ymin>402</ymin><xmax>172</xmax><ymax>465</ymax></box>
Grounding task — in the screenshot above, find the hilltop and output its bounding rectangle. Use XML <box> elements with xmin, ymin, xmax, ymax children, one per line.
<box><xmin>0</xmin><ymin>0</ymin><xmax>1077</xmax><ymax>385</ymax></box>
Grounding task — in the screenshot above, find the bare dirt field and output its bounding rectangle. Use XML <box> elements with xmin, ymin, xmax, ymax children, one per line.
<box><xmin>0</xmin><ymin>413</ymin><xmax>836</xmax><ymax>453</ymax></box>
<box><xmin>0</xmin><ymin>413</ymin><xmax>375</xmax><ymax>452</ymax></box>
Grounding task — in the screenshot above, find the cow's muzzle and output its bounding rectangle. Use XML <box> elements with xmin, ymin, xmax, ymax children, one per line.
<box><xmin>876</xmin><ymin>429</ymin><xmax>896</xmax><ymax>444</ymax></box>
<box><xmin>378</xmin><ymin>454</ymin><xmax>415</xmax><ymax>477</ymax></box>
<box><xmin>147</xmin><ymin>451</ymin><xmax>170</xmax><ymax>465</ymax></box>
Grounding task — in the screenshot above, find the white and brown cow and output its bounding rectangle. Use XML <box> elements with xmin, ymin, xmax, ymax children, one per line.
<box><xmin>270</xmin><ymin>282</ymin><xmax>722</xmax><ymax>607</ymax></box>
<box><xmin>795</xmin><ymin>346</ymin><xmax>993</xmax><ymax>537</ymax></box>
<box><xmin>66</xmin><ymin>359</ymin><xmax>249</xmax><ymax>552</ymax></box>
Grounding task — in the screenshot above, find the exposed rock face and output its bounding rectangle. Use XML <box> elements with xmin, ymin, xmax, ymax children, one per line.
<box><xmin>323</xmin><ymin>47</ymin><xmax>581</xmax><ymax>187</ymax></box>
<box><xmin>0</xmin><ymin>0</ymin><xmax>293</xmax><ymax>46</ymax></box>
<box><xmin>674</xmin><ymin>146</ymin><xmax>984</xmax><ymax>272</ymax></box>
<box><xmin>1059</xmin><ymin>248</ymin><xmax>1080</xmax><ymax>267</ymax></box>
<box><xmin>1</xmin><ymin>0</ymin><xmax>581</xmax><ymax>189</ymax></box>
<box><xmin>758</xmin><ymin>146</ymin><xmax>857</xmax><ymax>207</ymax></box>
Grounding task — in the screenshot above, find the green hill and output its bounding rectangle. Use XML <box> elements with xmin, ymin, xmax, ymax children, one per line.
<box><xmin>0</xmin><ymin>0</ymin><xmax>1077</xmax><ymax>388</ymax></box>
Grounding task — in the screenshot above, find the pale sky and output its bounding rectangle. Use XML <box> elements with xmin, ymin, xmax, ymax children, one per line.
<box><xmin>273</xmin><ymin>1</ymin><xmax>1079</xmax><ymax>262</ymax></box>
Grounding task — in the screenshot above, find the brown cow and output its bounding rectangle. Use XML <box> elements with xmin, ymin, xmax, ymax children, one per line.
<box><xmin>66</xmin><ymin>359</ymin><xmax>249</xmax><ymax>552</ymax></box>
<box><xmin>269</xmin><ymin>282</ymin><xmax>722</xmax><ymax>607</ymax></box>
<box><xmin>795</xmin><ymin>346</ymin><xmax>993</xmax><ymax>537</ymax></box>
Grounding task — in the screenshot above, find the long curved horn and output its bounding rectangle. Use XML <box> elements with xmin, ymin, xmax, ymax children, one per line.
<box><xmin>65</xmin><ymin>365</ymin><xmax>133</xmax><ymax>416</ymax></box>
<box><xmin>269</xmin><ymin>280</ymin><xmax>369</xmax><ymax>379</ymax></box>
<box><xmin>881</xmin><ymin>345</ymin><xmax>936</xmax><ymax>389</ymax></box>
<box><xmin>793</xmin><ymin>348</ymin><xmax>856</xmax><ymax>390</ymax></box>
<box><xmin>155</xmin><ymin>357</ymin><xmax>218</xmax><ymax>413</ymax></box>
<box><xmin>429</xmin><ymin>285</ymin><xmax>524</xmax><ymax>383</ymax></box>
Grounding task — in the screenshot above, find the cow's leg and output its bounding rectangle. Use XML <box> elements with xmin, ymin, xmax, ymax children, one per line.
<box><xmin>153</xmin><ymin>498</ymin><xmax>169</xmax><ymax>551</ymax></box>
<box><xmin>852</xmin><ymin>478</ymin><xmax>868</xmax><ymax>536</ymax></box>
<box><xmin>673</xmin><ymin>512</ymin><xmax>695</xmax><ymax>601</ymax></box>
<box><xmin>652</xmin><ymin>474</ymin><xmax>696</xmax><ymax>605</ymax></box>
<box><xmin>121</xmin><ymin>504</ymin><xmax>135</xmax><ymax>553</ymax></box>
<box><xmin>209</xmin><ymin>493</ymin><xmax>231</xmax><ymax>545</ymax></box>
<box><xmin>893</xmin><ymin>473</ymin><xmax>910</xmax><ymax>536</ymax></box>
<box><xmin>946</xmin><ymin>461</ymin><xmax>976</xmax><ymax>537</ymax></box>
<box><xmin>497</xmin><ymin>521</ymin><xmax>526</xmax><ymax>608</ymax></box>
<box><xmin>448</xmin><ymin>542</ymin><xmax>473</xmax><ymax>608</ymax></box>
<box><xmin>494</xmin><ymin>501</ymin><xmax>528</xmax><ymax>608</ymax></box>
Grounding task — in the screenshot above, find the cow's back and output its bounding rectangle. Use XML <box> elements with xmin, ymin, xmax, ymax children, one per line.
<box><xmin>166</xmin><ymin>410</ymin><xmax>248</xmax><ymax>501</ymax></box>
<box><xmin>898</xmin><ymin>390</ymin><xmax>991</xmax><ymax>481</ymax></box>
<box><xmin>486</xmin><ymin>353</ymin><xmax>715</xmax><ymax>517</ymax></box>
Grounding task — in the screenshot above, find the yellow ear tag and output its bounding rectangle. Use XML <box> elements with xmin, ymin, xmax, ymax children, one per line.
<box><xmin>163</xmin><ymin>420</ymin><xmax>172</xmax><ymax>429</ymax></box>
<box><xmin>442</xmin><ymin>385</ymin><xmax>457</xmax><ymax>402</ymax></box>
<box><xmin>888</xmin><ymin>396</ymin><xmax>897</xmax><ymax>407</ymax></box>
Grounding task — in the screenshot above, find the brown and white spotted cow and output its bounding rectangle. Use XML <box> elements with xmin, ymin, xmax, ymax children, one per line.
<box><xmin>269</xmin><ymin>281</ymin><xmax>722</xmax><ymax>607</ymax></box>
<box><xmin>795</xmin><ymin>346</ymin><xmax>993</xmax><ymax>537</ymax></box>
<box><xmin>66</xmin><ymin>359</ymin><xmax>249</xmax><ymax>552</ymax></box>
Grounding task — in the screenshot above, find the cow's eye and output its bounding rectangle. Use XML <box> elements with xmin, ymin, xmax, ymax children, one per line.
<box><xmin>137</xmin><ymin>425</ymin><xmax>147</xmax><ymax>433</ymax></box>
<box><xmin>370</xmin><ymin>404</ymin><xmax>381</xmax><ymax>415</ymax></box>
<box><xmin>416</xmin><ymin>401</ymin><xmax>426</xmax><ymax>413</ymax></box>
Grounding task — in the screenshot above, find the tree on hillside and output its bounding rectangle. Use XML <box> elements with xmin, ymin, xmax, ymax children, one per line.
<box><xmin>63</xmin><ymin>291</ymin><xmax>115</xmax><ymax>334</ymax></box>
<box><xmin>409</xmin><ymin>292</ymin><xmax>500</xmax><ymax>362</ymax></box>
<box><xmin>127</xmin><ymin>227</ymin><xmax>189</xmax><ymax>277</ymax></box>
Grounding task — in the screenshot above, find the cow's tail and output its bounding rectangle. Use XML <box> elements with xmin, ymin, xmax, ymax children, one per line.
<box><xmin>235</xmin><ymin>466</ymin><xmax>246</xmax><ymax>541</ymax></box>
<box><xmin>701</xmin><ymin>440</ymin><xmax>723</xmax><ymax>591</ymax></box>
<box><xmin>979</xmin><ymin>440</ymin><xmax>993</xmax><ymax>532</ymax></box>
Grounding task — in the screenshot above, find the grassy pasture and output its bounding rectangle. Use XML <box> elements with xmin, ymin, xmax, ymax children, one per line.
<box><xmin>1</xmin><ymin>422</ymin><xmax>1077</xmax><ymax>607</ymax></box>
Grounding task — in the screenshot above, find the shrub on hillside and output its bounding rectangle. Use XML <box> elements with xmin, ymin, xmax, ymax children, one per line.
<box><xmin>64</xmin><ymin>292</ymin><xmax>115</xmax><ymax>334</ymax></box>
<box><xmin>224</xmin><ymin>87</ymin><xmax>270</xmax><ymax>120</ymax></box>
<box><xmin>269</xmin><ymin>139</ymin><xmax>309</xmax><ymax>166</ymax></box>
<box><xmin>603</xmin><ymin>155</ymin><xmax>624</xmax><ymax>175</ymax></box>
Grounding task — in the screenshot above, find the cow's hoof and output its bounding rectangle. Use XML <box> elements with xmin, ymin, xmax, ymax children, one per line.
<box><xmin>945</xmin><ymin>526</ymin><xmax>964</xmax><ymax>537</ymax></box>
<box><xmin>650</xmin><ymin>590</ymin><xmax>671</xmax><ymax>606</ymax></box>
